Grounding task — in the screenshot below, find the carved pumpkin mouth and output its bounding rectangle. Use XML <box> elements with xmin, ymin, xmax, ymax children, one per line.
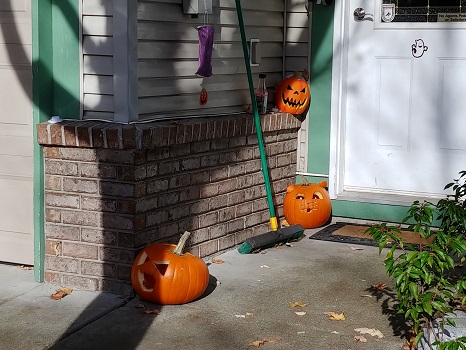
<box><xmin>281</xmin><ymin>93</ymin><xmax>308</xmax><ymax>109</ymax></box>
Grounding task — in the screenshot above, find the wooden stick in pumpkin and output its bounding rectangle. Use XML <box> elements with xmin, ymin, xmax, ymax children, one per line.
<box><xmin>173</xmin><ymin>231</ymin><xmax>191</xmax><ymax>255</ymax></box>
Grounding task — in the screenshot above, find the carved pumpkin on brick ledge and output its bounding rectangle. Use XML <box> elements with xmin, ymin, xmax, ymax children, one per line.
<box><xmin>283</xmin><ymin>178</ymin><xmax>331</xmax><ymax>229</ymax></box>
<box><xmin>275</xmin><ymin>72</ymin><xmax>310</xmax><ymax>115</ymax></box>
<box><xmin>131</xmin><ymin>231</ymin><xmax>209</xmax><ymax>305</ymax></box>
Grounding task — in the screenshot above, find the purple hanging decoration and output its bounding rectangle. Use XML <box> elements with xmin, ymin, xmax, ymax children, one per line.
<box><xmin>196</xmin><ymin>25</ymin><xmax>214</xmax><ymax>77</ymax></box>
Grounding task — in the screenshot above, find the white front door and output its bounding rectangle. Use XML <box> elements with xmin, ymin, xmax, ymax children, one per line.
<box><xmin>331</xmin><ymin>0</ymin><xmax>466</xmax><ymax>201</ymax></box>
<box><xmin>0</xmin><ymin>1</ymin><xmax>33</xmax><ymax>265</ymax></box>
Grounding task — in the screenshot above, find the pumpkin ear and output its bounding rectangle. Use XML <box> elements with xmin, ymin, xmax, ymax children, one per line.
<box><xmin>319</xmin><ymin>180</ymin><xmax>328</xmax><ymax>188</ymax></box>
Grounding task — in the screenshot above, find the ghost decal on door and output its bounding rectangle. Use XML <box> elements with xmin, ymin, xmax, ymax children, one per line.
<box><xmin>412</xmin><ymin>39</ymin><xmax>428</xmax><ymax>58</ymax></box>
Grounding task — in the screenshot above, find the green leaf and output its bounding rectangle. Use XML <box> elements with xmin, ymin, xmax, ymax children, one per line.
<box><xmin>414</xmin><ymin>331</ymin><xmax>424</xmax><ymax>346</ymax></box>
<box><xmin>409</xmin><ymin>282</ymin><xmax>419</xmax><ymax>299</ymax></box>
<box><xmin>422</xmin><ymin>300</ymin><xmax>433</xmax><ymax>315</ymax></box>
<box><xmin>446</xmin><ymin>317</ymin><xmax>457</xmax><ymax>327</ymax></box>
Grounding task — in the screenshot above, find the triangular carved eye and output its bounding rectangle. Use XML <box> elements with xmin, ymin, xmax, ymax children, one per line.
<box><xmin>287</xmin><ymin>85</ymin><xmax>293</xmax><ymax>90</ymax></box>
<box><xmin>301</xmin><ymin>88</ymin><xmax>306</xmax><ymax>93</ymax></box>
<box><xmin>155</xmin><ymin>261</ymin><xmax>170</xmax><ymax>276</ymax></box>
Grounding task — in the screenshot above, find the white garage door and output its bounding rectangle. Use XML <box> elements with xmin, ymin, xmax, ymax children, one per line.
<box><xmin>0</xmin><ymin>1</ymin><xmax>33</xmax><ymax>265</ymax></box>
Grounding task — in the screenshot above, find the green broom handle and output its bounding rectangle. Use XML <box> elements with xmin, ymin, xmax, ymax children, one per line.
<box><xmin>234</xmin><ymin>0</ymin><xmax>278</xmax><ymax>231</ymax></box>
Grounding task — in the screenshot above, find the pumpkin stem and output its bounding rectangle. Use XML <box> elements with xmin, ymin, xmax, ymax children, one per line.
<box><xmin>300</xmin><ymin>175</ymin><xmax>310</xmax><ymax>186</ymax></box>
<box><xmin>173</xmin><ymin>231</ymin><xmax>191</xmax><ymax>256</ymax></box>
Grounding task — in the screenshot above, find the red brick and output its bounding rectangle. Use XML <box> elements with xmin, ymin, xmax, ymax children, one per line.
<box><xmin>79</xmin><ymin>163</ymin><xmax>117</xmax><ymax>179</ymax></box>
<box><xmin>82</xmin><ymin>261</ymin><xmax>116</xmax><ymax>278</ymax></box>
<box><xmin>178</xmin><ymin>218</ymin><xmax>199</xmax><ymax>233</ymax></box>
<box><xmin>217</xmin><ymin>179</ymin><xmax>237</xmax><ymax>195</ymax></box>
<box><xmin>45</xmin><ymin>160</ymin><xmax>78</xmax><ymax>176</ymax></box>
<box><xmin>179</xmin><ymin>187</ymin><xmax>200</xmax><ymax>202</ymax></box>
<box><xmin>43</xmin><ymin>147</ymin><xmax>61</xmax><ymax>159</ymax></box>
<box><xmin>46</xmin><ymin>192</ymin><xmax>80</xmax><ymax>208</ymax></box>
<box><xmin>209</xmin><ymin>223</ymin><xmax>227</xmax><ymax>239</ymax></box>
<box><xmin>62</xmin><ymin>210</ymin><xmax>99</xmax><ymax>227</ymax></box>
<box><xmin>198</xmin><ymin>212</ymin><xmax>218</xmax><ymax>228</ymax></box>
<box><xmin>36</xmin><ymin>123</ymin><xmax>49</xmax><ymax>145</ymax></box>
<box><xmin>105</xmin><ymin>126</ymin><xmax>121</xmax><ymax>149</ymax></box>
<box><xmin>189</xmin><ymin>228</ymin><xmax>209</xmax><ymax>245</ymax></box>
<box><xmin>209</xmin><ymin>194</ymin><xmax>228</xmax><ymax>210</ymax></box>
<box><xmin>63</xmin><ymin>124</ymin><xmax>77</xmax><ymax>146</ymax></box>
<box><xmin>218</xmin><ymin>234</ymin><xmax>236</xmax><ymax>251</ymax></box>
<box><xmin>62</xmin><ymin>274</ymin><xmax>99</xmax><ymax>291</ymax></box>
<box><xmin>100</xmin><ymin>181</ymin><xmax>134</xmax><ymax>197</ymax></box>
<box><xmin>200</xmin><ymin>184</ymin><xmax>218</xmax><ymax>198</ymax></box>
<box><xmin>45</xmin><ymin>256</ymin><xmax>80</xmax><ymax>273</ymax></box>
<box><xmin>76</xmin><ymin>124</ymin><xmax>92</xmax><ymax>147</ymax></box>
<box><xmin>45</xmin><ymin>271</ymin><xmax>61</xmax><ymax>284</ymax></box>
<box><xmin>45</xmin><ymin>240</ymin><xmax>62</xmax><ymax>256</ymax></box>
<box><xmin>81</xmin><ymin>196</ymin><xmax>117</xmax><ymax>212</ymax></box>
<box><xmin>45</xmin><ymin>208</ymin><xmax>61</xmax><ymax>223</ymax></box>
<box><xmin>198</xmin><ymin>240</ymin><xmax>218</xmax><ymax>257</ymax></box>
<box><xmin>62</xmin><ymin>242</ymin><xmax>99</xmax><ymax>260</ymax></box>
<box><xmin>218</xmin><ymin>208</ymin><xmax>235</xmax><ymax>222</ymax></box>
<box><xmin>49</xmin><ymin>124</ymin><xmax>63</xmax><ymax>145</ymax></box>
<box><xmin>169</xmin><ymin>205</ymin><xmax>190</xmax><ymax>220</ymax></box>
<box><xmin>117</xmin><ymin>264</ymin><xmax>132</xmax><ymax>281</ymax></box>
<box><xmin>97</xmin><ymin>149</ymin><xmax>135</xmax><ymax>164</ymax></box>
<box><xmin>101</xmin><ymin>213</ymin><xmax>134</xmax><ymax>230</ymax></box>
<box><xmin>63</xmin><ymin>178</ymin><xmax>98</xmax><ymax>194</ymax></box>
<box><xmin>235</xmin><ymin>227</ymin><xmax>254</xmax><ymax>244</ymax></box>
<box><xmin>45</xmin><ymin>224</ymin><xmax>80</xmax><ymax>240</ymax></box>
<box><xmin>190</xmin><ymin>201</ymin><xmax>209</xmax><ymax>215</ymax></box>
<box><xmin>81</xmin><ymin>228</ymin><xmax>118</xmax><ymax>245</ymax></box>
<box><xmin>190</xmin><ymin>170</ymin><xmax>209</xmax><ymax>185</ymax></box>
<box><xmin>45</xmin><ymin>175</ymin><xmax>62</xmax><ymax>190</ymax></box>
<box><xmin>60</xmin><ymin>148</ymin><xmax>96</xmax><ymax>162</ymax></box>
<box><xmin>118</xmin><ymin>200</ymin><xmax>135</xmax><ymax>214</ymax></box>
<box><xmin>122</xmin><ymin>125</ymin><xmax>137</xmax><ymax>149</ymax></box>
<box><xmin>227</xmin><ymin>218</ymin><xmax>245</xmax><ymax>232</ymax></box>
<box><xmin>118</xmin><ymin>233</ymin><xmax>135</xmax><ymax>248</ymax></box>
<box><xmin>100</xmin><ymin>247</ymin><xmax>135</xmax><ymax>264</ymax></box>
<box><xmin>158</xmin><ymin>192</ymin><xmax>179</xmax><ymax>207</ymax></box>
<box><xmin>147</xmin><ymin>179</ymin><xmax>169</xmax><ymax>194</ymax></box>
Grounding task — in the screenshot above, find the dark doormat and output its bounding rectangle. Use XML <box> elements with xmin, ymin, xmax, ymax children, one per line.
<box><xmin>310</xmin><ymin>222</ymin><xmax>434</xmax><ymax>248</ymax></box>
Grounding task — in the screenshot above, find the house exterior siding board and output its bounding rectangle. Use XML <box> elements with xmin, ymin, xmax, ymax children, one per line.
<box><xmin>82</xmin><ymin>0</ymin><xmax>115</xmax><ymax>120</ymax></box>
<box><xmin>285</xmin><ymin>2</ymin><xmax>309</xmax><ymax>75</ymax></box>
<box><xmin>136</xmin><ymin>0</ymin><xmax>285</xmax><ymax>120</ymax></box>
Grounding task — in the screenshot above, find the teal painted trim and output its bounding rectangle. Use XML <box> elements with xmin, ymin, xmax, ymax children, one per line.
<box><xmin>331</xmin><ymin>200</ymin><xmax>409</xmax><ymax>223</ymax></box>
<box><xmin>308</xmin><ymin>4</ymin><xmax>334</xmax><ymax>176</ymax></box>
<box><xmin>52</xmin><ymin>0</ymin><xmax>80</xmax><ymax>119</ymax></box>
<box><xmin>32</xmin><ymin>0</ymin><xmax>80</xmax><ymax>281</ymax></box>
<box><xmin>32</xmin><ymin>0</ymin><xmax>53</xmax><ymax>282</ymax></box>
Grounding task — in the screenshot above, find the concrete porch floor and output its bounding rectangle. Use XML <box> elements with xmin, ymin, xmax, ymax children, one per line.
<box><xmin>0</xmin><ymin>229</ymin><xmax>408</xmax><ymax>350</ymax></box>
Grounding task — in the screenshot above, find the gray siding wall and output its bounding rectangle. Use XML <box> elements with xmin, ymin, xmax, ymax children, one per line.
<box><xmin>285</xmin><ymin>0</ymin><xmax>309</xmax><ymax>77</ymax></box>
<box><xmin>80</xmin><ymin>0</ymin><xmax>310</xmax><ymax>122</ymax></box>
<box><xmin>82</xmin><ymin>0</ymin><xmax>115</xmax><ymax>121</ymax></box>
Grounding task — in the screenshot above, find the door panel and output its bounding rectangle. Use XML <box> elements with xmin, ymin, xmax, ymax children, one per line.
<box><xmin>0</xmin><ymin>2</ymin><xmax>33</xmax><ymax>265</ymax></box>
<box><xmin>341</xmin><ymin>0</ymin><xmax>466</xmax><ymax>198</ymax></box>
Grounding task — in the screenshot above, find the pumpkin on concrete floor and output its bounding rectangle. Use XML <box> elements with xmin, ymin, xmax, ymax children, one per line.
<box><xmin>283</xmin><ymin>177</ymin><xmax>332</xmax><ymax>229</ymax></box>
<box><xmin>131</xmin><ymin>231</ymin><xmax>209</xmax><ymax>305</ymax></box>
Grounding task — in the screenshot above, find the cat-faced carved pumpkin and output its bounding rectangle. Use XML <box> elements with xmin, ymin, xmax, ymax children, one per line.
<box><xmin>275</xmin><ymin>74</ymin><xmax>310</xmax><ymax>114</ymax></box>
<box><xmin>283</xmin><ymin>179</ymin><xmax>331</xmax><ymax>229</ymax></box>
<box><xmin>131</xmin><ymin>231</ymin><xmax>209</xmax><ymax>305</ymax></box>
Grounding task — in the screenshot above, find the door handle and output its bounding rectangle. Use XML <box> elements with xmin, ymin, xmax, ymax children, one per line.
<box><xmin>353</xmin><ymin>7</ymin><xmax>366</xmax><ymax>20</ymax></box>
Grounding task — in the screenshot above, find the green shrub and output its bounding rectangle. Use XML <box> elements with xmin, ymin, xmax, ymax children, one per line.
<box><xmin>366</xmin><ymin>171</ymin><xmax>466</xmax><ymax>348</ymax></box>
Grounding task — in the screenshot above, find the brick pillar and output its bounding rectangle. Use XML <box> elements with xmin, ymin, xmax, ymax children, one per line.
<box><xmin>37</xmin><ymin>114</ymin><xmax>301</xmax><ymax>294</ymax></box>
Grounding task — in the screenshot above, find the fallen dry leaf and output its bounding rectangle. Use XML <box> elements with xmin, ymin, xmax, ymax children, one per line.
<box><xmin>249</xmin><ymin>339</ymin><xmax>280</xmax><ymax>348</ymax></box>
<box><xmin>290</xmin><ymin>301</ymin><xmax>308</xmax><ymax>308</ymax></box>
<box><xmin>235</xmin><ymin>313</ymin><xmax>254</xmax><ymax>318</ymax></box>
<box><xmin>260</xmin><ymin>265</ymin><xmax>270</xmax><ymax>269</ymax></box>
<box><xmin>212</xmin><ymin>258</ymin><xmax>224</xmax><ymax>264</ymax></box>
<box><xmin>16</xmin><ymin>265</ymin><xmax>33</xmax><ymax>271</ymax></box>
<box><xmin>295</xmin><ymin>311</ymin><xmax>306</xmax><ymax>316</ymax></box>
<box><xmin>361</xmin><ymin>294</ymin><xmax>374</xmax><ymax>298</ymax></box>
<box><xmin>50</xmin><ymin>288</ymin><xmax>73</xmax><ymax>300</ymax></box>
<box><xmin>350</xmin><ymin>246</ymin><xmax>364</xmax><ymax>251</ymax></box>
<box><xmin>331</xmin><ymin>331</ymin><xmax>339</xmax><ymax>334</ymax></box>
<box><xmin>353</xmin><ymin>335</ymin><xmax>368</xmax><ymax>343</ymax></box>
<box><xmin>354</xmin><ymin>327</ymin><xmax>384</xmax><ymax>339</ymax></box>
<box><xmin>372</xmin><ymin>283</ymin><xmax>388</xmax><ymax>291</ymax></box>
<box><xmin>297</xmin><ymin>331</ymin><xmax>305</xmax><ymax>334</ymax></box>
<box><xmin>281</xmin><ymin>219</ymin><xmax>290</xmax><ymax>227</ymax></box>
<box><xmin>285</xmin><ymin>242</ymin><xmax>295</xmax><ymax>247</ymax></box>
<box><xmin>324</xmin><ymin>312</ymin><xmax>345</xmax><ymax>321</ymax></box>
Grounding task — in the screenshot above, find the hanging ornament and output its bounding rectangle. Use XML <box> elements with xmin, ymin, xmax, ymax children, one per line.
<box><xmin>200</xmin><ymin>86</ymin><xmax>208</xmax><ymax>106</ymax></box>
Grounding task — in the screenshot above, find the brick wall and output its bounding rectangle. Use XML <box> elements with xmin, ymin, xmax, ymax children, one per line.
<box><xmin>37</xmin><ymin>114</ymin><xmax>301</xmax><ymax>294</ymax></box>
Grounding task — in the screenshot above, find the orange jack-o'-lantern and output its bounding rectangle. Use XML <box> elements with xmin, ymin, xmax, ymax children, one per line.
<box><xmin>283</xmin><ymin>178</ymin><xmax>331</xmax><ymax>229</ymax></box>
<box><xmin>131</xmin><ymin>231</ymin><xmax>209</xmax><ymax>305</ymax></box>
<box><xmin>275</xmin><ymin>73</ymin><xmax>310</xmax><ymax>114</ymax></box>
